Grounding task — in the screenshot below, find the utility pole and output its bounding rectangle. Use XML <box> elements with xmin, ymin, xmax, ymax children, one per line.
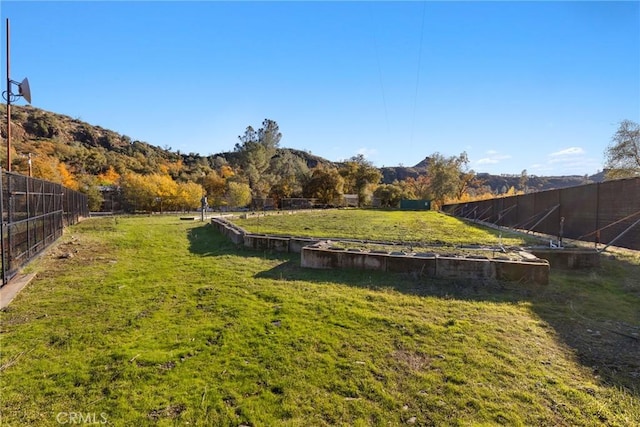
<box><xmin>6</xmin><ymin>18</ymin><xmax>11</xmax><ymax>171</ymax></box>
<box><xmin>3</xmin><ymin>19</ymin><xmax>31</xmax><ymax>171</ymax></box>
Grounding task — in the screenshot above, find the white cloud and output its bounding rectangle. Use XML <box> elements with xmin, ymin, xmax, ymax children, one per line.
<box><xmin>356</xmin><ymin>147</ymin><xmax>378</xmax><ymax>159</ymax></box>
<box><xmin>549</xmin><ymin>147</ymin><xmax>585</xmax><ymax>157</ymax></box>
<box><xmin>477</xmin><ymin>158</ymin><xmax>499</xmax><ymax>165</ymax></box>
<box><xmin>540</xmin><ymin>146</ymin><xmax>602</xmax><ymax>175</ymax></box>
<box><xmin>548</xmin><ymin>147</ymin><xmax>589</xmax><ymax>165</ymax></box>
<box><xmin>475</xmin><ymin>150</ymin><xmax>511</xmax><ymax>165</ymax></box>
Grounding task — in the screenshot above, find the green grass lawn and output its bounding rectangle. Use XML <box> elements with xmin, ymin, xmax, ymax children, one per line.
<box><xmin>232</xmin><ymin>209</ymin><xmax>537</xmax><ymax>247</ymax></box>
<box><xmin>1</xmin><ymin>215</ymin><xmax>638</xmax><ymax>426</ymax></box>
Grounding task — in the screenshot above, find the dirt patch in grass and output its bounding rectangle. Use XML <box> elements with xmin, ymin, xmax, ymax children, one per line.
<box><xmin>30</xmin><ymin>232</ymin><xmax>116</xmax><ymax>278</ymax></box>
<box><xmin>392</xmin><ymin>349</ymin><xmax>432</xmax><ymax>371</ymax></box>
<box><xmin>147</xmin><ymin>403</ymin><xmax>186</xmax><ymax>420</ymax></box>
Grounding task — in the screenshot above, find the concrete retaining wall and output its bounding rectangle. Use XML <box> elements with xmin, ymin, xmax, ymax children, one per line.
<box><xmin>210</xmin><ymin>218</ymin><xmax>320</xmax><ymax>253</ymax></box>
<box><xmin>210</xmin><ymin>217</ymin><xmax>245</xmax><ymax>245</ymax></box>
<box><xmin>211</xmin><ymin>217</ymin><xmax>549</xmax><ymax>285</ymax></box>
<box><xmin>528</xmin><ymin>249</ymin><xmax>600</xmax><ymax>269</ymax></box>
<box><xmin>244</xmin><ymin>234</ymin><xmax>291</xmax><ymax>252</ymax></box>
<box><xmin>301</xmin><ymin>244</ymin><xmax>549</xmax><ymax>285</ymax></box>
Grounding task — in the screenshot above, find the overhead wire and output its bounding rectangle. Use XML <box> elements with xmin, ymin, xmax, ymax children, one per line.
<box><xmin>369</xmin><ymin>3</ymin><xmax>390</xmax><ymax>136</ymax></box>
<box><xmin>410</xmin><ymin>1</ymin><xmax>427</xmax><ymax>147</ymax></box>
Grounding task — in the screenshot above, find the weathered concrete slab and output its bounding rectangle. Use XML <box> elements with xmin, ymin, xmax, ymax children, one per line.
<box><xmin>529</xmin><ymin>249</ymin><xmax>600</xmax><ymax>269</ymax></box>
<box><xmin>436</xmin><ymin>256</ymin><xmax>494</xmax><ymax>280</ymax></box>
<box><xmin>244</xmin><ymin>234</ymin><xmax>290</xmax><ymax>252</ymax></box>
<box><xmin>211</xmin><ymin>218</ymin><xmax>247</xmax><ymax>245</ymax></box>
<box><xmin>493</xmin><ymin>259</ymin><xmax>549</xmax><ymax>284</ymax></box>
<box><xmin>289</xmin><ymin>237</ymin><xmax>320</xmax><ymax>253</ymax></box>
<box><xmin>210</xmin><ymin>217</ymin><xmax>550</xmax><ymax>285</ymax></box>
<box><xmin>386</xmin><ymin>253</ymin><xmax>437</xmax><ymax>276</ymax></box>
<box><xmin>0</xmin><ymin>273</ymin><xmax>37</xmax><ymax>309</ymax></box>
<box><xmin>301</xmin><ymin>243</ymin><xmax>549</xmax><ymax>285</ymax></box>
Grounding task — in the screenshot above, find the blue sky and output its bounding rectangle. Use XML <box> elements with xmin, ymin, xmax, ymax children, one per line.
<box><xmin>2</xmin><ymin>1</ymin><xmax>639</xmax><ymax>176</ymax></box>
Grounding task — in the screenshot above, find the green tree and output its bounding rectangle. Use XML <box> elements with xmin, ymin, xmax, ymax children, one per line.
<box><xmin>396</xmin><ymin>179</ymin><xmax>418</xmax><ymax>200</ymax></box>
<box><xmin>519</xmin><ymin>169</ymin><xmax>529</xmax><ymax>193</ymax></box>
<box><xmin>269</xmin><ymin>150</ymin><xmax>310</xmax><ymax>203</ymax></box>
<box><xmin>303</xmin><ymin>166</ymin><xmax>344</xmax><ymax>205</ymax></box>
<box><xmin>373</xmin><ymin>183</ymin><xmax>404</xmax><ymax>208</ymax></box>
<box><xmin>427</xmin><ymin>152</ymin><xmax>470</xmax><ymax>209</ymax></box>
<box><xmin>234</xmin><ymin>119</ymin><xmax>282</xmax><ymax>197</ymax></box>
<box><xmin>605</xmin><ymin>120</ymin><xmax>640</xmax><ymax>179</ymax></box>
<box><xmin>258</xmin><ymin>119</ymin><xmax>282</xmax><ymax>152</ymax></box>
<box><xmin>225</xmin><ymin>181</ymin><xmax>252</xmax><ymax>208</ymax></box>
<box><xmin>77</xmin><ymin>175</ymin><xmax>104</xmax><ymax>212</ymax></box>
<box><xmin>339</xmin><ymin>154</ymin><xmax>382</xmax><ymax>207</ymax></box>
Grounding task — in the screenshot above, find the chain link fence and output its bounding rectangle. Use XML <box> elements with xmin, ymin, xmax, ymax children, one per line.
<box><xmin>1</xmin><ymin>170</ymin><xmax>89</xmax><ymax>285</ymax></box>
<box><xmin>443</xmin><ymin>177</ymin><xmax>640</xmax><ymax>251</ymax></box>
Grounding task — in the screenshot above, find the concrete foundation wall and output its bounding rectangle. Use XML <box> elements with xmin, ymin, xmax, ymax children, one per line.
<box><xmin>290</xmin><ymin>237</ymin><xmax>321</xmax><ymax>253</ymax></box>
<box><xmin>210</xmin><ymin>218</ymin><xmax>245</xmax><ymax>245</ymax></box>
<box><xmin>211</xmin><ymin>217</ymin><xmax>549</xmax><ymax>285</ymax></box>
<box><xmin>244</xmin><ymin>234</ymin><xmax>291</xmax><ymax>252</ymax></box>
<box><xmin>301</xmin><ymin>245</ymin><xmax>549</xmax><ymax>285</ymax></box>
<box><xmin>210</xmin><ymin>218</ymin><xmax>321</xmax><ymax>254</ymax></box>
<box><xmin>493</xmin><ymin>259</ymin><xmax>550</xmax><ymax>283</ymax></box>
<box><xmin>529</xmin><ymin>249</ymin><xmax>600</xmax><ymax>269</ymax></box>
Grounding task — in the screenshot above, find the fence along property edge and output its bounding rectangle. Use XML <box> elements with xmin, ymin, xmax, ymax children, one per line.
<box><xmin>1</xmin><ymin>170</ymin><xmax>89</xmax><ymax>286</ymax></box>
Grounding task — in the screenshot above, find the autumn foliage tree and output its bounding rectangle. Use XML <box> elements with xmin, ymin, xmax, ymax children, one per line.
<box><xmin>202</xmin><ymin>170</ymin><xmax>227</xmax><ymax>208</ymax></box>
<box><xmin>403</xmin><ymin>175</ymin><xmax>431</xmax><ymax>200</ymax></box>
<box><xmin>120</xmin><ymin>172</ymin><xmax>203</xmax><ymax>212</ymax></box>
<box><xmin>225</xmin><ymin>181</ymin><xmax>252</xmax><ymax>208</ymax></box>
<box><xmin>176</xmin><ymin>181</ymin><xmax>204</xmax><ymax>211</ymax></box>
<box><xmin>97</xmin><ymin>166</ymin><xmax>121</xmax><ymax>186</ymax></box>
<box><xmin>605</xmin><ymin>119</ymin><xmax>640</xmax><ymax>179</ymax></box>
<box><xmin>4</xmin><ymin>105</ymin><xmax>527</xmax><ymax>214</ymax></box>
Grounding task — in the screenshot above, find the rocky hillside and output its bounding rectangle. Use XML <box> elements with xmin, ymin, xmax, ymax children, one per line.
<box><xmin>0</xmin><ymin>105</ymin><xmax>338</xmax><ymax>182</ymax></box>
<box><xmin>0</xmin><ymin>104</ymin><xmax>601</xmax><ymax>192</ymax></box>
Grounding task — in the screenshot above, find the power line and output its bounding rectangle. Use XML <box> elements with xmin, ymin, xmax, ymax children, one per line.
<box><xmin>369</xmin><ymin>4</ymin><xmax>390</xmax><ymax>136</ymax></box>
<box><xmin>410</xmin><ymin>1</ymin><xmax>427</xmax><ymax>146</ymax></box>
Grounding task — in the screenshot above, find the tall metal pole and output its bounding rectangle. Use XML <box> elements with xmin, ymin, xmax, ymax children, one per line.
<box><xmin>0</xmin><ymin>164</ymin><xmax>5</xmax><ymax>285</ymax></box>
<box><xmin>6</xmin><ymin>18</ymin><xmax>11</xmax><ymax>172</ymax></box>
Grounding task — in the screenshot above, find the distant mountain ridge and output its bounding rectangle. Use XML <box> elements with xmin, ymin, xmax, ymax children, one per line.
<box><xmin>0</xmin><ymin>105</ymin><xmax>602</xmax><ymax>192</ymax></box>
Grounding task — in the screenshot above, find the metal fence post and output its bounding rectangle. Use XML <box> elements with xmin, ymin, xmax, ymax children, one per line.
<box><xmin>0</xmin><ymin>169</ymin><xmax>5</xmax><ymax>285</ymax></box>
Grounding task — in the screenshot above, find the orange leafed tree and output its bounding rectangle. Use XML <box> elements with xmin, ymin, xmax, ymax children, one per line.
<box><xmin>97</xmin><ymin>166</ymin><xmax>120</xmax><ymax>186</ymax></box>
<box><xmin>31</xmin><ymin>156</ymin><xmax>61</xmax><ymax>183</ymax></box>
<box><xmin>176</xmin><ymin>181</ymin><xmax>204</xmax><ymax>211</ymax></box>
<box><xmin>220</xmin><ymin>165</ymin><xmax>235</xmax><ymax>178</ymax></box>
<box><xmin>202</xmin><ymin>170</ymin><xmax>227</xmax><ymax>208</ymax></box>
<box><xmin>57</xmin><ymin>163</ymin><xmax>79</xmax><ymax>190</ymax></box>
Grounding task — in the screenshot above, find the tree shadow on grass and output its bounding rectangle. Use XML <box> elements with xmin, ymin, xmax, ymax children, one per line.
<box><xmin>187</xmin><ymin>224</ymin><xmax>295</xmax><ymax>262</ymax></box>
<box><xmin>189</xmin><ymin>224</ymin><xmax>640</xmax><ymax>396</ymax></box>
<box><xmin>257</xmin><ymin>258</ymin><xmax>640</xmax><ymax>397</ymax></box>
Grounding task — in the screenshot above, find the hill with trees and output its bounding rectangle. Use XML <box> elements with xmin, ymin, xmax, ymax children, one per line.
<box><xmin>0</xmin><ymin>105</ymin><xmax>609</xmax><ymax>211</ymax></box>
